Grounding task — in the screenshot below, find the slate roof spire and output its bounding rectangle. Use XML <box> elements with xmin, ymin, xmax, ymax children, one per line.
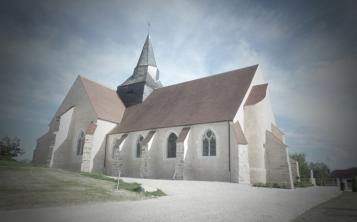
<box><xmin>136</xmin><ymin>34</ymin><xmax>157</xmax><ymax>67</ymax></box>
<box><xmin>120</xmin><ymin>33</ymin><xmax>162</xmax><ymax>88</ymax></box>
<box><xmin>117</xmin><ymin>32</ymin><xmax>162</xmax><ymax>107</ymax></box>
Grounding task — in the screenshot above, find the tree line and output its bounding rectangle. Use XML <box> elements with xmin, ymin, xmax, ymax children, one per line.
<box><xmin>290</xmin><ymin>153</ymin><xmax>331</xmax><ymax>185</ymax></box>
<box><xmin>0</xmin><ymin>136</ymin><xmax>24</xmax><ymax>160</ymax></box>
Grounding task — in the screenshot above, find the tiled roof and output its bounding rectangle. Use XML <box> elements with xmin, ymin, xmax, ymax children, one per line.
<box><xmin>85</xmin><ymin>122</ymin><xmax>97</xmax><ymax>135</ymax></box>
<box><xmin>177</xmin><ymin>127</ymin><xmax>191</xmax><ymax>143</ymax></box>
<box><xmin>116</xmin><ymin>65</ymin><xmax>258</xmax><ymax>133</ymax></box>
<box><xmin>244</xmin><ymin>83</ymin><xmax>268</xmax><ymax>106</ymax></box>
<box><xmin>80</xmin><ymin>76</ymin><xmax>125</xmax><ymax>123</ymax></box>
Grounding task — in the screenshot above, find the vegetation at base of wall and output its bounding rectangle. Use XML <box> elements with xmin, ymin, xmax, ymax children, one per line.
<box><xmin>144</xmin><ymin>189</ymin><xmax>166</xmax><ymax>197</ymax></box>
<box><xmin>116</xmin><ymin>179</ymin><xmax>143</xmax><ymax>193</ymax></box>
<box><xmin>253</xmin><ymin>182</ymin><xmax>288</xmax><ymax>189</ymax></box>
<box><xmin>352</xmin><ymin>177</ymin><xmax>357</xmax><ymax>192</ymax></box>
<box><xmin>80</xmin><ymin>172</ymin><xmax>166</xmax><ymax>196</ymax></box>
<box><xmin>294</xmin><ymin>180</ymin><xmax>313</xmax><ymax>188</ymax></box>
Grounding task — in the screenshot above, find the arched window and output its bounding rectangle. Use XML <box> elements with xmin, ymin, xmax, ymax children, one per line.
<box><xmin>136</xmin><ymin>135</ymin><xmax>144</xmax><ymax>158</ymax></box>
<box><xmin>76</xmin><ymin>130</ymin><xmax>85</xmax><ymax>155</ymax></box>
<box><xmin>202</xmin><ymin>129</ymin><xmax>216</xmax><ymax>156</ymax></box>
<box><xmin>167</xmin><ymin>133</ymin><xmax>177</xmax><ymax>158</ymax></box>
<box><xmin>112</xmin><ymin>139</ymin><xmax>120</xmax><ymax>159</ymax></box>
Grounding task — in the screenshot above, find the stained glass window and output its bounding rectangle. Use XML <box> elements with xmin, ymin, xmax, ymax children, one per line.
<box><xmin>136</xmin><ymin>135</ymin><xmax>144</xmax><ymax>158</ymax></box>
<box><xmin>202</xmin><ymin>129</ymin><xmax>216</xmax><ymax>156</ymax></box>
<box><xmin>77</xmin><ymin>130</ymin><xmax>85</xmax><ymax>155</ymax></box>
<box><xmin>167</xmin><ymin>133</ymin><xmax>177</xmax><ymax>158</ymax></box>
<box><xmin>112</xmin><ymin>139</ymin><xmax>120</xmax><ymax>159</ymax></box>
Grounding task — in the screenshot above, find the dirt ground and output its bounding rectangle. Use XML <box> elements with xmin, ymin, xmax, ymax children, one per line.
<box><xmin>292</xmin><ymin>192</ymin><xmax>357</xmax><ymax>222</ymax></box>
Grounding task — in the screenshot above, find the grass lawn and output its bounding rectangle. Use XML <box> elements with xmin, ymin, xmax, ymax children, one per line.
<box><xmin>0</xmin><ymin>160</ymin><xmax>165</xmax><ymax>210</ymax></box>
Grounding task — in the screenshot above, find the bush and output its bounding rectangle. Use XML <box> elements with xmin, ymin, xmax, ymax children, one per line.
<box><xmin>294</xmin><ymin>180</ymin><xmax>313</xmax><ymax>188</ymax></box>
<box><xmin>352</xmin><ymin>177</ymin><xmax>357</xmax><ymax>192</ymax></box>
<box><xmin>253</xmin><ymin>182</ymin><xmax>288</xmax><ymax>189</ymax></box>
<box><xmin>0</xmin><ymin>137</ymin><xmax>24</xmax><ymax>159</ymax></box>
<box><xmin>79</xmin><ymin>172</ymin><xmax>166</xmax><ymax>196</ymax></box>
<box><xmin>145</xmin><ymin>189</ymin><xmax>166</xmax><ymax>197</ymax></box>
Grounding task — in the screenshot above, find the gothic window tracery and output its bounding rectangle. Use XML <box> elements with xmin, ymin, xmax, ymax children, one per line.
<box><xmin>202</xmin><ymin>129</ymin><xmax>216</xmax><ymax>156</ymax></box>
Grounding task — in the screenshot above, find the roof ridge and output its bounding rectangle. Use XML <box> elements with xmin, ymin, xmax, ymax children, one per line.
<box><xmin>117</xmin><ymin>65</ymin><xmax>257</xmax><ymax>133</ymax></box>
<box><xmin>78</xmin><ymin>75</ymin><xmax>116</xmax><ymax>92</ymax></box>
<box><xmin>153</xmin><ymin>64</ymin><xmax>258</xmax><ymax>92</ymax></box>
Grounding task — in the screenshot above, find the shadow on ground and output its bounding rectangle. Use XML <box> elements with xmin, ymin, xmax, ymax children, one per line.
<box><xmin>292</xmin><ymin>192</ymin><xmax>357</xmax><ymax>222</ymax></box>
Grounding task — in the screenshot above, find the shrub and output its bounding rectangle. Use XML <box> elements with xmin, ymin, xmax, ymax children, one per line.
<box><xmin>352</xmin><ymin>177</ymin><xmax>357</xmax><ymax>192</ymax></box>
<box><xmin>294</xmin><ymin>180</ymin><xmax>313</xmax><ymax>188</ymax></box>
<box><xmin>253</xmin><ymin>182</ymin><xmax>288</xmax><ymax>189</ymax></box>
<box><xmin>144</xmin><ymin>189</ymin><xmax>166</xmax><ymax>197</ymax></box>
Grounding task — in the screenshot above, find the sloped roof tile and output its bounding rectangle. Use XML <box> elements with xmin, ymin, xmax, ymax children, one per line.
<box><xmin>117</xmin><ymin>65</ymin><xmax>258</xmax><ymax>133</ymax></box>
<box><xmin>244</xmin><ymin>83</ymin><xmax>268</xmax><ymax>106</ymax></box>
<box><xmin>80</xmin><ymin>76</ymin><xmax>125</xmax><ymax>123</ymax></box>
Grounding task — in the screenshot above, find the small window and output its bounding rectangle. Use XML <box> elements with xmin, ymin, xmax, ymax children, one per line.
<box><xmin>136</xmin><ymin>135</ymin><xmax>144</xmax><ymax>158</ymax></box>
<box><xmin>77</xmin><ymin>130</ymin><xmax>85</xmax><ymax>155</ymax></box>
<box><xmin>112</xmin><ymin>139</ymin><xmax>120</xmax><ymax>159</ymax></box>
<box><xmin>167</xmin><ymin>133</ymin><xmax>177</xmax><ymax>158</ymax></box>
<box><xmin>202</xmin><ymin>129</ymin><xmax>216</xmax><ymax>156</ymax></box>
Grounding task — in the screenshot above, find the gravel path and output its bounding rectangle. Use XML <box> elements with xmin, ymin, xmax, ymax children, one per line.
<box><xmin>1</xmin><ymin>178</ymin><xmax>340</xmax><ymax>222</ymax></box>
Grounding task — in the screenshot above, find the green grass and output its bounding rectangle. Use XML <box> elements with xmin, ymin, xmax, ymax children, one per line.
<box><xmin>80</xmin><ymin>172</ymin><xmax>166</xmax><ymax>196</ymax></box>
<box><xmin>144</xmin><ymin>189</ymin><xmax>166</xmax><ymax>197</ymax></box>
<box><xmin>79</xmin><ymin>172</ymin><xmax>117</xmax><ymax>182</ymax></box>
<box><xmin>253</xmin><ymin>182</ymin><xmax>289</xmax><ymax>189</ymax></box>
<box><xmin>0</xmin><ymin>160</ymin><xmax>164</xmax><ymax>210</ymax></box>
<box><xmin>294</xmin><ymin>180</ymin><xmax>313</xmax><ymax>188</ymax></box>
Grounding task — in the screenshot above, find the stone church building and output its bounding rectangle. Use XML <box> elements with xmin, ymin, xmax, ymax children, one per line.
<box><xmin>33</xmin><ymin>34</ymin><xmax>298</xmax><ymax>188</ymax></box>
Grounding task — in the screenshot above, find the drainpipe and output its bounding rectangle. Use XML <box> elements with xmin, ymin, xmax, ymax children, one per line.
<box><xmin>228</xmin><ymin>121</ymin><xmax>231</xmax><ymax>182</ymax></box>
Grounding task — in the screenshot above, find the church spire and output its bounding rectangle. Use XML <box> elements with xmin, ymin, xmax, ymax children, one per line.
<box><xmin>117</xmin><ymin>32</ymin><xmax>162</xmax><ymax>107</ymax></box>
<box><xmin>136</xmin><ymin>34</ymin><xmax>157</xmax><ymax>67</ymax></box>
<box><xmin>120</xmin><ymin>33</ymin><xmax>161</xmax><ymax>86</ymax></box>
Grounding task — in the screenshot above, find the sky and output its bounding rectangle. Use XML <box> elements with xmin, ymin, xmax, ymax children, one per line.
<box><xmin>0</xmin><ymin>0</ymin><xmax>356</xmax><ymax>170</ymax></box>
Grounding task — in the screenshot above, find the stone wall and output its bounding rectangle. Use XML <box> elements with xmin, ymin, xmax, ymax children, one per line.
<box><xmin>265</xmin><ymin>131</ymin><xmax>294</xmax><ymax>188</ymax></box>
<box><xmin>290</xmin><ymin>158</ymin><xmax>300</xmax><ymax>183</ymax></box>
<box><xmin>106</xmin><ymin>122</ymin><xmax>231</xmax><ymax>182</ymax></box>
<box><xmin>33</xmin><ymin>77</ymin><xmax>98</xmax><ymax>169</ymax></box>
<box><xmin>80</xmin><ymin>134</ymin><xmax>93</xmax><ymax>172</ymax></box>
<box><xmin>32</xmin><ymin>132</ymin><xmax>53</xmax><ymax>165</ymax></box>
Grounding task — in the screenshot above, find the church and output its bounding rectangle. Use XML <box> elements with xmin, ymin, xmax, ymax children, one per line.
<box><xmin>33</xmin><ymin>34</ymin><xmax>298</xmax><ymax>188</ymax></box>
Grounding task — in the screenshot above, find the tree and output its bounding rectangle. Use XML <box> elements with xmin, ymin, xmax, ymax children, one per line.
<box><xmin>0</xmin><ymin>136</ymin><xmax>24</xmax><ymax>160</ymax></box>
<box><xmin>290</xmin><ymin>153</ymin><xmax>310</xmax><ymax>178</ymax></box>
<box><xmin>309</xmin><ymin>162</ymin><xmax>330</xmax><ymax>185</ymax></box>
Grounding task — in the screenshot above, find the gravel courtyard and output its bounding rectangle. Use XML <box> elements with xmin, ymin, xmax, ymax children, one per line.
<box><xmin>1</xmin><ymin>178</ymin><xmax>340</xmax><ymax>222</ymax></box>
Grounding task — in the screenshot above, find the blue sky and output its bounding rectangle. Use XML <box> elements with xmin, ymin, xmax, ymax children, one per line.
<box><xmin>0</xmin><ymin>0</ymin><xmax>356</xmax><ymax>170</ymax></box>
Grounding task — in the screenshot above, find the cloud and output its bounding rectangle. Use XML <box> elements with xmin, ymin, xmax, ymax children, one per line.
<box><xmin>0</xmin><ymin>0</ymin><xmax>356</xmax><ymax>169</ymax></box>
